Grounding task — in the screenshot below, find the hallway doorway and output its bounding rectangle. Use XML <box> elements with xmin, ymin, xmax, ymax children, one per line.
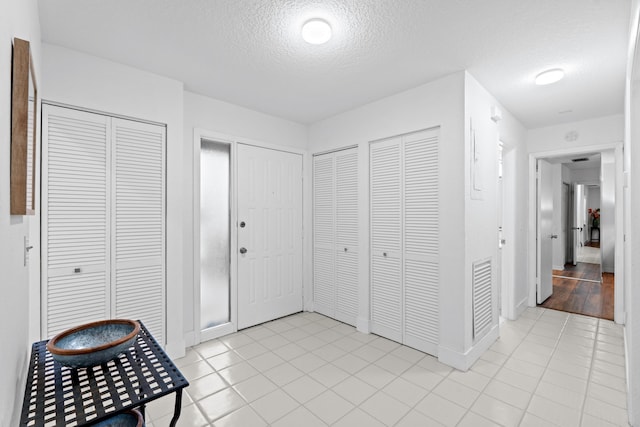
<box><xmin>530</xmin><ymin>148</ymin><xmax>622</xmax><ymax>322</ymax></box>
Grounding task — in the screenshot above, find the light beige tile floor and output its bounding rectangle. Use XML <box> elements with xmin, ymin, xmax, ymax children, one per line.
<box><xmin>146</xmin><ymin>307</ymin><xmax>628</xmax><ymax>426</ymax></box>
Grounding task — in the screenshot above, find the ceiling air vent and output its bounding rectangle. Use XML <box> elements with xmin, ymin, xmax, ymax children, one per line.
<box><xmin>571</xmin><ymin>157</ymin><xmax>589</xmax><ymax>162</ymax></box>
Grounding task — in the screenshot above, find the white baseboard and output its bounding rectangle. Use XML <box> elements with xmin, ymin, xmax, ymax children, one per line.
<box><xmin>602</xmin><ymin>263</ymin><xmax>615</xmax><ymax>274</ymax></box>
<box><xmin>515</xmin><ymin>297</ymin><xmax>529</xmax><ymax>318</ymax></box>
<box><xmin>304</xmin><ymin>299</ymin><xmax>315</xmax><ymax>312</ymax></box>
<box><xmin>357</xmin><ymin>317</ymin><xmax>371</xmax><ymax>334</ymax></box>
<box><xmin>184</xmin><ymin>330</ymin><xmax>196</xmax><ymax>348</ymax></box>
<box><xmin>437</xmin><ymin>324</ymin><xmax>499</xmax><ymax>371</ymax></box>
<box><xmin>165</xmin><ymin>338</ymin><xmax>186</xmax><ymax>360</ymax></box>
<box><xmin>552</xmin><ymin>264</ymin><xmax>565</xmax><ymax>271</ymax></box>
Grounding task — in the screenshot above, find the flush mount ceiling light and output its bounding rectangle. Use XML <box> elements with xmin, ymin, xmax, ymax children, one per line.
<box><xmin>535</xmin><ymin>68</ymin><xmax>565</xmax><ymax>85</ymax></box>
<box><xmin>302</xmin><ymin>19</ymin><xmax>332</xmax><ymax>45</ymax></box>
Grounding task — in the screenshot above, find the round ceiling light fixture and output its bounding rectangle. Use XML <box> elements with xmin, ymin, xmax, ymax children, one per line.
<box><xmin>535</xmin><ymin>68</ymin><xmax>565</xmax><ymax>85</ymax></box>
<box><xmin>302</xmin><ymin>19</ymin><xmax>332</xmax><ymax>45</ymax></box>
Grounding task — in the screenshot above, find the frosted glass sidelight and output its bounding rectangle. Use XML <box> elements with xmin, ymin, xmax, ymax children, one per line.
<box><xmin>200</xmin><ymin>140</ymin><xmax>230</xmax><ymax>330</ymax></box>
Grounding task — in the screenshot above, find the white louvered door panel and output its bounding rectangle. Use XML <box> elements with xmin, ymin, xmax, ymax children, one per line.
<box><xmin>313</xmin><ymin>154</ymin><xmax>335</xmax><ymax>317</ymax></box>
<box><xmin>473</xmin><ymin>258</ymin><xmax>493</xmax><ymax>341</ymax></box>
<box><xmin>112</xmin><ymin>118</ymin><xmax>166</xmax><ymax>344</ymax></box>
<box><xmin>42</xmin><ymin>105</ymin><xmax>111</xmax><ymax>337</ymax></box>
<box><xmin>335</xmin><ymin>148</ymin><xmax>359</xmax><ymax>326</ymax></box>
<box><xmin>403</xmin><ymin>129</ymin><xmax>439</xmax><ymax>354</ymax></box>
<box><xmin>370</xmin><ymin>138</ymin><xmax>402</xmax><ymax>342</ymax></box>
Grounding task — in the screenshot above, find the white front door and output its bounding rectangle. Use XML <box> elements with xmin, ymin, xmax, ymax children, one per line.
<box><xmin>237</xmin><ymin>144</ymin><xmax>303</xmax><ymax>329</ymax></box>
<box><xmin>537</xmin><ymin>159</ymin><xmax>554</xmax><ymax>303</ymax></box>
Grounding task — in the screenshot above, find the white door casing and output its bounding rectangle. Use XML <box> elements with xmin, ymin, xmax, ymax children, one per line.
<box><xmin>537</xmin><ymin>159</ymin><xmax>553</xmax><ymax>304</ymax></box>
<box><xmin>237</xmin><ymin>144</ymin><xmax>303</xmax><ymax>329</ymax></box>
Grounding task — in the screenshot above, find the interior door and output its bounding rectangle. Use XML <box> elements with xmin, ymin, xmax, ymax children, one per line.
<box><xmin>537</xmin><ymin>159</ymin><xmax>553</xmax><ymax>303</ymax></box>
<box><xmin>237</xmin><ymin>144</ymin><xmax>303</xmax><ymax>329</ymax></box>
<box><xmin>572</xmin><ymin>184</ymin><xmax>582</xmax><ymax>266</ymax></box>
<box><xmin>42</xmin><ymin>105</ymin><xmax>111</xmax><ymax>338</ymax></box>
<box><xmin>563</xmin><ymin>183</ymin><xmax>570</xmax><ymax>264</ymax></box>
<box><xmin>497</xmin><ymin>142</ymin><xmax>504</xmax><ymax>316</ymax></box>
<box><xmin>334</xmin><ymin>148</ymin><xmax>359</xmax><ymax>325</ymax></box>
<box><xmin>370</xmin><ymin>137</ymin><xmax>403</xmax><ymax>342</ymax></box>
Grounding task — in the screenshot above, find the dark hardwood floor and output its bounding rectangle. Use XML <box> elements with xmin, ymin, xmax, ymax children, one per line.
<box><xmin>540</xmin><ymin>256</ymin><xmax>614</xmax><ymax>320</ymax></box>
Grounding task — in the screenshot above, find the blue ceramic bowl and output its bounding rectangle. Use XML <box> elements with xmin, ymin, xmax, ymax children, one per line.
<box><xmin>46</xmin><ymin>319</ymin><xmax>140</xmax><ymax>368</ymax></box>
<box><xmin>93</xmin><ymin>409</ymin><xmax>144</xmax><ymax>427</ymax></box>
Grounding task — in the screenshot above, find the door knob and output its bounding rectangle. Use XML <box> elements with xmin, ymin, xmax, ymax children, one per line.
<box><xmin>240</xmin><ymin>221</ymin><xmax>246</xmax><ymax>228</ymax></box>
<box><xmin>239</xmin><ymin>247</ymin><xmax>247</xmax><ymax>254</ymax></box>
<box><xmin>550</xmin><ymin>234</ymin><xmax>558</xmax><ymax>239</ymax></box>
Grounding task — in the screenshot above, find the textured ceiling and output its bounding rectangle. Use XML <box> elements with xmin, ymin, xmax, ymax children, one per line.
<box><xmin>38</xmin><ymin>0</ymin><xmax>631</xmax><ymax>128</ymax></box>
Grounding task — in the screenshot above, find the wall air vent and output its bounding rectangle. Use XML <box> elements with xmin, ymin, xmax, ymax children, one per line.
<box><xmin>472</xmin><ymin>258</ymin><xmax>493</xmax><ymax>341</ymax></box>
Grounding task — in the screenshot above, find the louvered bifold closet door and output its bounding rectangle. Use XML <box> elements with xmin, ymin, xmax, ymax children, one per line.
<box><xmin>403</xmin><ymin>129</ymin><xmax>439</xmax><ymax>355</ymax></box>
<box><xmin>335</xmin><ymin>148</ymin><xmax>359</xmax><ymax>326</ymax></box>
<box><xmin>42</xmin><ymin>106</ymin><xmax>111</xmax><ymax>337</ymax></box>
<box><xmin>112</xmin><ymin>119</ymin><xmax>166</xmax><ymax>344</ymax></box>
<box><xmin>313</xmin><ymin>154</ymin><xmax>336</xmax><ymax>317</ymax></box>
<box><xmin>370</xmin><ymin>138</ymin><xmax>402</xmax><ymax>342</ymax></box>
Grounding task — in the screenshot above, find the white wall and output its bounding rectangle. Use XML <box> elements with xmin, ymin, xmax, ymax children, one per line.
<box><xmin>182</xmin><ymin>91</ymin><xmax>307</xmax><ymax>341</ymax></box>
<box><xmin>586</xmin><ymin>186</ymin><xmax>601</xmax><ymax>214</ymax></box>
<box><xmin>308</xmin><ymin>72</ymin><xmax>526</xmax><ymax>370</ymax></box>
<box><xmin>571</xmin><ymin>167</ymin><xmax>600</xmax><ymax>184</ymax></box>
<box><xmin>464</xmin><ymin>73</ymin><xmax>527</xmax><ymax>357</ymax></box>
<box><xmin>41</xmin><ymin>44</ymin><xmax>187</xmax><ymax>357</ymax></box>
<box><xmin>0</xmin><ymin>2</ymin><xmax>41</xmax><ymax>424</ymax></box>
<box><xmin>625</xmin><ymin>1</ymin><xmax>640</xmax><ymax>423</ymax></box>
<box><xmin>310</xmin><ymin>72</ymin><xmax>468</xmax><ymax>367</ymax></box>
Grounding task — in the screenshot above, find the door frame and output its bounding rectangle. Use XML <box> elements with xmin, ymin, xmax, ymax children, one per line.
<box><xmin>527</xmin><ymin>143</ymin><xmax>625</xmax><ymax>324</ymax></box>
<box><xmin>192</xmin><ymin>128</ymin><xmax>309</xmax><ymax>345</ymax></box>
<box><xmin>193</xmin><ymin>130</ymin><xmax>237</xmax><ymax>343</ymax></box>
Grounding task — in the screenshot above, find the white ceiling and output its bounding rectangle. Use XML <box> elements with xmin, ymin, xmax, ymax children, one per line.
<box><xmin>38</xmin><ymin>0</ymin><xmax>631</xmax><ymax>128</ymax></box>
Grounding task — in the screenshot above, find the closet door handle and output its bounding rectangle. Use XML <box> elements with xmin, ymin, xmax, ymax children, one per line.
<box><xmin>383</xmin><ymin>252</ymin><xmax>387</xmax><ymax>257</ymax></box>
<box><xmin>239</xmin><ymin>247</ymin><xmax>247</xmax><ymax>254</ymax></box>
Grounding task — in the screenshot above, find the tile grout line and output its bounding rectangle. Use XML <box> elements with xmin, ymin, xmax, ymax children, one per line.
<box><xmin>576</xmin><ymin>318</ymin><xmax>600</xmax><ymax>427</ymax></box>
<box><xmin>177</xmin><ymin>309</ymin><xmax>624</xmax><ymax>427</ymax></box>
<box><xmin>194</xmin><ymin>317</ymin><xmax>308</xmax><ymax>426</ymax></box>
<box><xmin>437</xmin><ymin>308</ymin><xmax>544</xmax><ymax>426</ymax></box>
<box><xmin>513</xmin><ymin>308</ymin><xmax>569</xmax><ymax>427</ymax></box>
